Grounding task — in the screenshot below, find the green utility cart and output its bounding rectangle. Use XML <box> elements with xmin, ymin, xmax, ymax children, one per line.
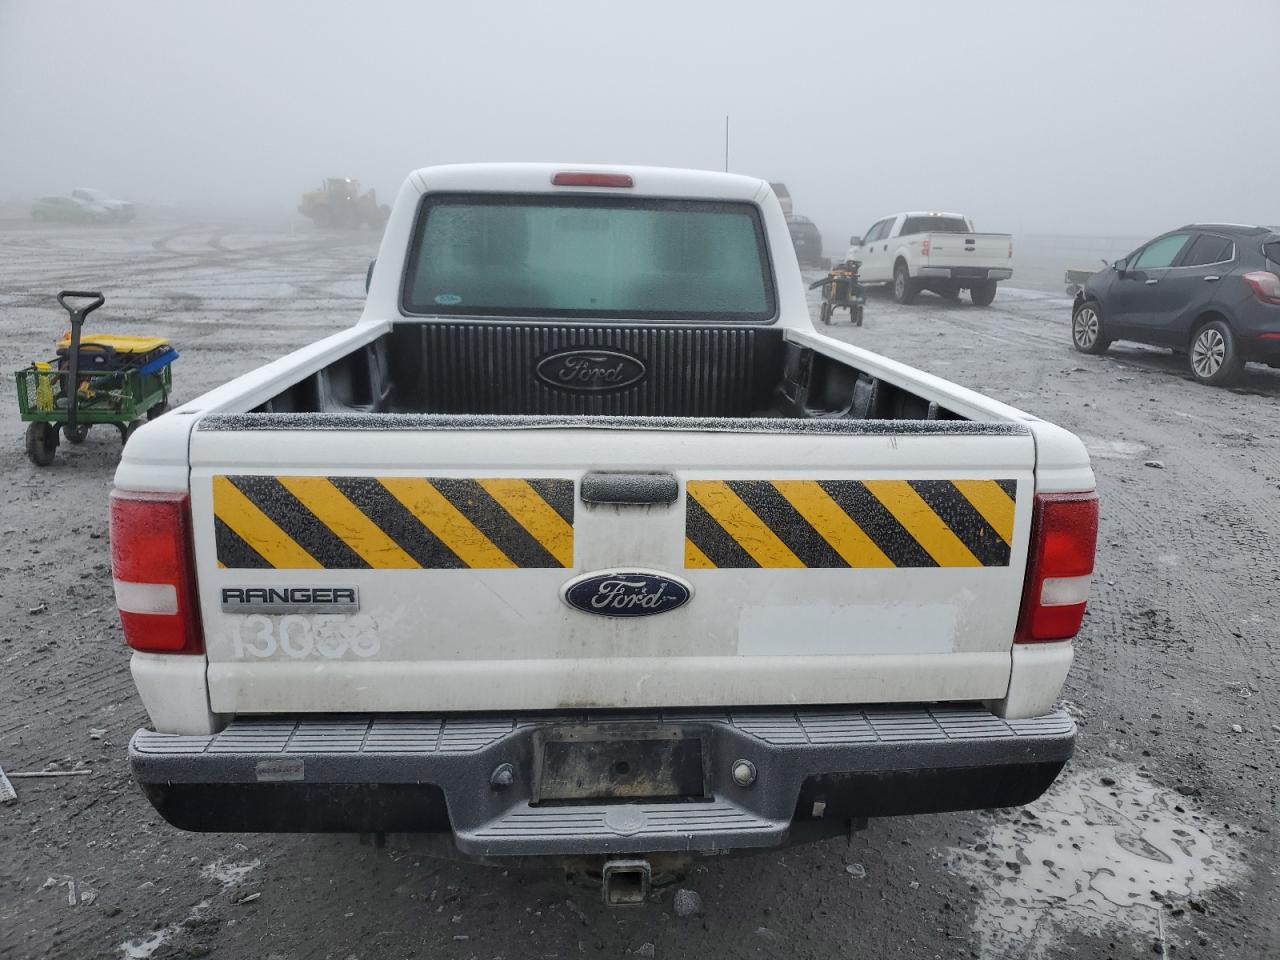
<box><xmin>15</xmin><ymin>291</ymin><xmax>178</xmax><ymax>466</ymax></box>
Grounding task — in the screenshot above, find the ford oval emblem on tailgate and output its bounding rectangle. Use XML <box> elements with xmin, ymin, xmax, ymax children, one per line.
<box><xmin>562</xmin><ymin>569</ymin><xmax>692</xmax><ymax>618</ymax></box>
<box><xmin>536</xmin><ymin>349</ymin><xmax>646</xmax><ymax>392</ymax></box>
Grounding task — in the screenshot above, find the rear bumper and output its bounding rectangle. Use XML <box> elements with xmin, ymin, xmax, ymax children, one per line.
<box><xmin>131</xmin><ymin>705</ymin><xmax>1074</xmax><ymax>857</ymax></box>
<box><xmin>918</xmin><ymin>266</ymin><xmax>1013</xmax><ymax>281</ymax></box>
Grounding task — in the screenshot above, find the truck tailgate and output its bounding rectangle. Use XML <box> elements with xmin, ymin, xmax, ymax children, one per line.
<box><xmin>924</xmin><ymin>232</ymin><xmax>1010</xmax><ymax>269</ymax></box>
<box><xmin>190</xmin><ymin>422</ymin><xmax>1034</xmax><ymax>714</ymax></box>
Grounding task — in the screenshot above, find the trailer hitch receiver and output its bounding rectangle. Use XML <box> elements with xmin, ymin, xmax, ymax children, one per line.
<box><xmin>601</xmin><ymin>858</ymin><xmax>651</xmax><ymax>906</ymax></box>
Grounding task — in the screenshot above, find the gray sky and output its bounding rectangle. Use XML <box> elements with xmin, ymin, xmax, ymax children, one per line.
<box><xmin>2</xmin><ymin>0</ymin><xmax>1277</xmax><ymax>244</ymax></box>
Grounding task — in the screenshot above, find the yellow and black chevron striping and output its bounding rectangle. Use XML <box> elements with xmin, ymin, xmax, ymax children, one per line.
<box><xmin>213</xmin><ymin>476</ymin><xmax>574</xmax><ymax>569</ymax></box>
<box><xmin>685</xmin><ymin>479</ymin><xmax>1016</xmax><ymax>569</ymax></box>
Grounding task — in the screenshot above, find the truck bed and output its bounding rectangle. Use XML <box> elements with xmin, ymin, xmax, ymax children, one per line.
<box><xmin>180</xmin><ymin>319</ymin><xmax>1040</xmax><ymax>719</ymax></box>
<box><xmin>251</xmin><ymin>321</ymin><xmax>968</xmax><ymax>423</ymax></box>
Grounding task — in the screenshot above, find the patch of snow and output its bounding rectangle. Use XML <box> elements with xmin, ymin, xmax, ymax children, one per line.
<box><xmin>1079</xmin><ymin>436</ymin><xmax>1148</xmax><ymax>460</ymax></box>
<box><xmin>199</xmin><ymin>857</ymin><xmax>262</xmax><ymax>888</ymax></box>
<box><xmin>952</xmin><ymin>763</ymin><xmax>1243</xmax><ymax>959</ymax></box>
<box><xmin>119</xmin><ymin>899</ymin><xmax>210</xmax><ymax>959</ymax></box>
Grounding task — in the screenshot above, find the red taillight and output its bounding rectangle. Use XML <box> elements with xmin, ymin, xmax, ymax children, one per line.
<box><xmin>1016</xmin><ymin>491</ymin><xmax>1099</xmax><ymax>643</ymax></box>
<box><xmin>1008</xmin><ymin>240</ymin><xmax>1013</xmax><ymax>259</ymax></box>
<box><xmin>551</xmin><ymin>172</ymin><xmax>634</xmax><ymax>188</ymax></box>
<box><xmin>1242</xmin><ymin>271</ymin><xmax>1280</xmax><ymax>305</ymax></box>
<box><xmin>110</xmin><ymin>490</ymin><xmax>203</xmax><ymax>654</ymax></box>
<box><xmin>920</xmin><ymin>238</ymin><xmax>930</xmax><ymax>256</ymax></box>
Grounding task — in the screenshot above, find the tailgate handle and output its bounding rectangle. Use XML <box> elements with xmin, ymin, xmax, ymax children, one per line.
<box><xmin>580</xmin><ymin>472</ymin><xmax>678</xmax><ymax>506</ymax></box>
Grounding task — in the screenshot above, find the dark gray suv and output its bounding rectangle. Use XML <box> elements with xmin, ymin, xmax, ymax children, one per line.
<box><xmin>786</xmin><ymin>215</ymin><xmax>826</xmax><ymax>269</ymax></box>
<box><xmin>1071</xmin><ymin>224</ymin><xmax>1280</xmax><ymax>385</ymax></box>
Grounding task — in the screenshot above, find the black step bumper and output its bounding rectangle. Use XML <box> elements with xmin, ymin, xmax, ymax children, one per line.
<box><xmin>130</xmin><ymin>705</ymin><xmax>1074</xmax><ymax>857</ymax></box>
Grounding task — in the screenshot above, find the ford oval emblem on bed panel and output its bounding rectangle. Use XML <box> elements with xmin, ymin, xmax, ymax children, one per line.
<box><xmin>562</xmin><ymin>569</ymin><xmax>692</xmax><ymax>618</ymax></box>
<box><xmin>535</xmin><ymin>349</ymin><xmax>646</xmax><ymax>392</ymax></box>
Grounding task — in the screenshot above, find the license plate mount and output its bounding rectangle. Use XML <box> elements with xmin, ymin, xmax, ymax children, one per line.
<box><xmin>532</xmin><ymin>724</ymin><xmax>710</xmax><ymax>804</ymax></box>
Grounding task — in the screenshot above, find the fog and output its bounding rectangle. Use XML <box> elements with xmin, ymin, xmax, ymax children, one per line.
<box><xmin>2</xmin><ymin>0</ymin><xmax>1277</xmax><ymax>245</ymax></box>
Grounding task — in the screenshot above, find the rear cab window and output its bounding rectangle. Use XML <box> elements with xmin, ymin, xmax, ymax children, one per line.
<box><xmin>901</xmin><ymin>216</ymin><xmax>970</xmax><ymax>235</ymax></box>
<box><xmin>402</xmin><ymin>194</ymin><xmax>777</xmax><ymax>322</ymax></box>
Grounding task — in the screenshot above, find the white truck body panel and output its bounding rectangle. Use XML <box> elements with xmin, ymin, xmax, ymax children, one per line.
<box><xmin>919</xmin><ymin>231</ymin><xmax>1010</xmax><ymax>273</ymax></box>
<box><xmin>189</xmin><ymin>423</ymin><xmax>1035</xmax><ymax>714</ymax></box>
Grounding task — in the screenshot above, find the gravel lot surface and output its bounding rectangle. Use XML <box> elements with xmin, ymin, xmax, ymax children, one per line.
<box><xmin>0</xmin><ymin>219</ymin><xmax>1276</xmax><ymax>959</ymax></box>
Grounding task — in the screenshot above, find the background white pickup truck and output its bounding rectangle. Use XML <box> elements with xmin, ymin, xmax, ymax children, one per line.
<box><xmin>849</xmin><ymin>211</ymin><xmax>1014</xmax><ymax>306</ymax></box>
<box><xmin>115</xmin><ymin>164</ymin><xmax>1094</xmax><ymax>897</ymax></box>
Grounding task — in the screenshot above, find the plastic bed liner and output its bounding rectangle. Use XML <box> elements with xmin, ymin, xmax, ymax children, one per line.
<box><xmin>245</xmin><ymin>321</ymin><xmax>982</xmax><ymax>424</ymax></box>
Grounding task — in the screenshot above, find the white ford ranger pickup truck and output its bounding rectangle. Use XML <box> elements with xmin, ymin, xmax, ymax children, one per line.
<box><xmin>117</xmin><ymin>164</ymin><xmax>1095</xmax><ymax>887</ymax></box>
<box><xmin>848</xmin><ymin>211</ymin><xmax>1014</xmax><ymax>306</ymax></box>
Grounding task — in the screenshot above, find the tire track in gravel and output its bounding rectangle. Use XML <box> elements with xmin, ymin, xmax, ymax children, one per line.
<box><xmin>0</xmin><ymin>224</ymin><xmax>211</xmax><ymax>294</ymax></box>
<box><xmin>150</xmin><ymin>223</ymin><xmax>209</xmax><ymax>254</ymax></box>
<box><xmin>1</xmin><ymin>225</ymin><xmax>366</xmax><ymax>296</ymax></box>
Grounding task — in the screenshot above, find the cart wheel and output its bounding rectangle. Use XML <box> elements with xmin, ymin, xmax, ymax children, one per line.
<box><xmin>147</xmin><ymin>400</ymin><xmax>169</xmax><ymax>421</ymax></box>
<box><xmin>64</xmin><ymin>423</ymin><xmax>90</xmax><ymax>444</ymax></box>
<box><xmin>122</xmin><ymin>420</ymin><xmax>145</xmax><ymax>446</ymax></box>
<box><xmin>851</xmin><ymin>304</ymin><xmax>864</xmax><ymax>327</ymax></box>
<box><xmin>25</xmin><ymin>422</ymin><xmax>58</xmax><ymax>466</ymax></box>
<box><xmin>819</xmin><ymin>302</ymin><xmax>832</xmax><ymax>325</ymax></box>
